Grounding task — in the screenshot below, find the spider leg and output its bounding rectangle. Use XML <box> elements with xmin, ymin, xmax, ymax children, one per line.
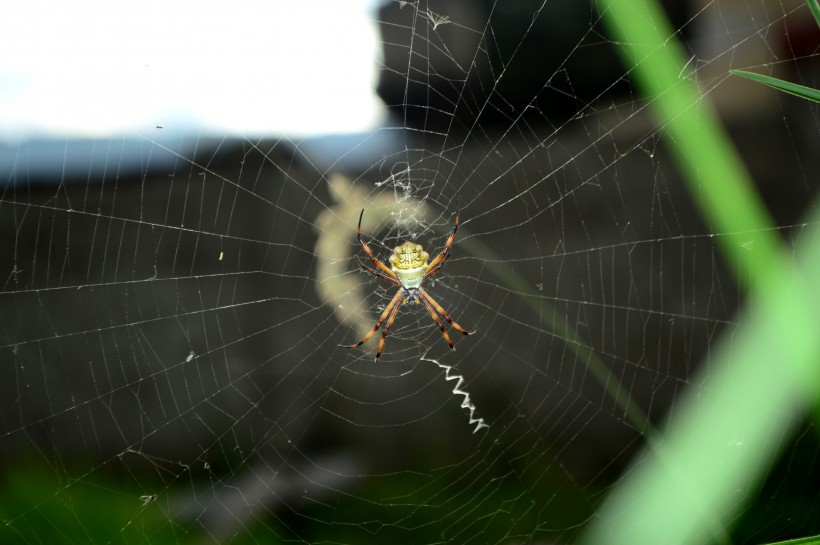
<box><xmin>356</xmin><ymin>209</ymin><xmax>398</xmax><ymax>280</ymax></box>
<box><xmin>356</xmin><ymin>257</ymin><xmax>401</xmax><ymax>287</ymax></box>
<box><xmin>375</xmin><ymin>293</ymin><xmax>404</xmax><ymax>361</ymax></box>
<box><xmin>339</xmin><ymin>288</ymin><xmax>403</xmax><ymax>350</ymax></box>
<box><xmin>420</xmin><ymin>288</ymin><xmax>471</xmax><ymax>336</ymax></box>
<box><xmin>420</xmin><ymin>296</ymin><xmax>455</xmax><ymax>351</ymax></box>
<box><xmin>423</xmin><ymin>194</ymin><xmax>459</xmax><ymax>280</ymax></box>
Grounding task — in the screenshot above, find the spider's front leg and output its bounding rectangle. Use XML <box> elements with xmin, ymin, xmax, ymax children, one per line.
<box><xmin>339</xmin><ymin>288</ymin><xmax>403</xmax><ymax>354</ymax></box>
<box><xmin>374</xmin><ymin>293</ymin><xmax>404</xmax><ymax>361</ymax></box>
<box><xmin>420</xmin><ymin>288</ymin><xmax>472</xmax><ymax>337</ymax></box>
<box><xmin>420</xmin><ymin>296</ymin><xmax>455</xmax><ymax>350</ymax></box>
<box><xmin>417</xmin><ymin>289</ymin><xmax>472</xmax><ymax>352</ymax></box>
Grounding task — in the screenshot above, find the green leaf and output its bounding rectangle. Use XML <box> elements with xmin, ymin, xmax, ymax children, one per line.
<box><xmin>759</xmin><ymin>534</ymin><xmax>820</xmax><ymax>545</ymax></box>
<box><xmin>808</xmin><ymin>0</ymin><xmax>820</xmax><ymax>29</ymax></box>
<box><xmin>731</xmin><ymin>69</ymin><xmax>820</xmax><ymax>103</ymax></box>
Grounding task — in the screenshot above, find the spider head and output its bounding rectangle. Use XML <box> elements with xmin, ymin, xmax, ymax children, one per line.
<box><xmin>402</xmin><ymin>287</ymin><xmax>421</xmax><ymax>304</ymax></box>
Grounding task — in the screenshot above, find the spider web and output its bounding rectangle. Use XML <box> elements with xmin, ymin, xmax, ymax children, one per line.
<box><xmin>1</xmin><ymin>1</ymin><xmax>819</xmax><ymax>544</ymax></box>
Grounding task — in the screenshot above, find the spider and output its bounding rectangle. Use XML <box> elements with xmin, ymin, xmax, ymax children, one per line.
<box><xmin>339</xmin><ymin>199</ymin><xmax>471</xmax><ymax>361</ymax></box>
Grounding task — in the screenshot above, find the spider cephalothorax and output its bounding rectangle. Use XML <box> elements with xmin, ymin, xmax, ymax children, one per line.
<box><xmin>339</xmin><ymin>198</ymin><xmax>471</xmax><ymax>360</ymax></box>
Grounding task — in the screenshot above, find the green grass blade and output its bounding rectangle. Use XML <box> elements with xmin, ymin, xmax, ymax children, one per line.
<box><xmin>581</xmin><ymin>0</ymin><xmax>820</xmax><ymax>544</ymax></box>
<box><xmin>759</xmin><ymin>535</ymin><xmax>820</xmax><ymax>545</ymax></box>
<box><xmin>593</xmin><ymin>0</ymin><xmax>781</xmax><ymax>288</ymax></box>
<box><xmin>732</xmin><ymin>69</ymin><xmax>820</xmax><ymax>103</ymax></box>
<box><xmin>807</xmin><ymin>0</ymin><xmax>820</xmax><ymax>29</ymax></box>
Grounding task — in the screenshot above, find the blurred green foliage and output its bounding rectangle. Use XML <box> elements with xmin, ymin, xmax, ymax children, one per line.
<box><xmin>0</xmin><ymin>460</ymin><xmax>171</xmax><ymax>544</ymax></box>
<box><xmin>584</xmin><ymin>0</ymin><xmax>820</xmax><ymax>543</ymax></box>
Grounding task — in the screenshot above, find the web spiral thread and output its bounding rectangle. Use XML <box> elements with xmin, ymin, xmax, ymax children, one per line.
<box><xmin>422</xmin><ymin>354</ymin><xmax>489</xmax><ymax>434</ymax></box>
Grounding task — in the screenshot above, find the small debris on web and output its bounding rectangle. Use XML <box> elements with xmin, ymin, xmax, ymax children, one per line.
<box><xmin>139</xmin><ymin>494</ymin><xmax>158</xmax><ymax>506</ymax></box>
<box><xmin>424</xmin><ymin>10</ymin><xmax>451</xmax><ymax>31</ymax></box>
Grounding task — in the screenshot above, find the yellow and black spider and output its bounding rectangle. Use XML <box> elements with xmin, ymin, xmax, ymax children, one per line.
<box><xmin>340</xmin><ymin>198</ymin><xmax>471</xmax><ymax>360</ymax></box>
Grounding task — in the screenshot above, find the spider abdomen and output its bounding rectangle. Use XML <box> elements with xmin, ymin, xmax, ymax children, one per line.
<box><xmin>389</xmin><ymin>241</ymin><xmax>428</xmax><ymax>290</ymax></box>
